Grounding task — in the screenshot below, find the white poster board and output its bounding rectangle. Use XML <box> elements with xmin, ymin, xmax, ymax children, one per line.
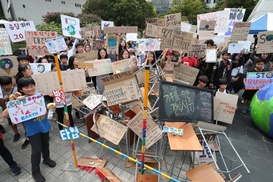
<box><xmin>126</xmin><ymin>33</ymin><xmax>138</xmax><ymax>41</ymax></box>
<box><xmin>61</xmin><ymin>14</ymin><xmax>81</xmax><ymax>38</ymax></box>
<box><xmin>224</xmin><ymin>8</ymin><xmax>246</xmax><ymax>37</ymax></box>
<box><xmin>87</xmin><ymin>58</ymin><xmax>113</xmax><ymax>76</ymax></box>
<box><xmin>228</xmin><ymin>43</ymin><xmax>244</xmax><ymax>53</ymax></box>
<box><xmin>206</xmin><ymin>49</ymin><xmax>217</xmax><ymax>63</ymax></box>
<box><xmin>101</xmin><ymin>21</ymin><xmax>114</xmax><ymax>30</ymax></box>
<box><xmin>44</xmin><ymin>36</ymin><xmax>68</xmax><ymax>54</ymax></box>
<box><xmin>238</xmin><ymin>41</ymin><xmax>251</xmax><ymax>52</ymax></box>
<box><xmin>4</xmin><ymin>21</ymin><xmax>36</xmax><ymax>42</ymax></box>
<box><xmin>0</xmin><ymin>28</ymin><xmax>12</xmax><ymax>55</ymax></box>
<box><xmin>29</xmin><ymin>63</ymin><xmax>52</xmax><ymax>74</ymax></box>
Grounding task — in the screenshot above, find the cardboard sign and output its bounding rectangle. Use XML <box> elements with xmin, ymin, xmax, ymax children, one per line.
<box><xmin>103</xmin><ymin>26</ymin><xmax>138</xmax><ymax>34</ymax></box>
<box><xmin>80</xmin><ymin>26</ymin><xmax>94</xmax><ymax>38</ymax></box>
<box><xmin>228</xmin><ymin>43</ymin><xmax>244</xmax><ymax>53</ymax></box>
<box><xmin>106</xmin><ymin>33</ymin><xmax>118</xmax><ymax>55</ymax></box>
<box><xmin>4</xmin><ymin>21</ymin><xmax>36</xmax><ymax>42</ymax></box>
<box><xmin>198</xmin><ymin>20</ymin><xmax>216</xmax><ymax>40</ymax></box>
<box><xmin>192</xmin><ymin>143</ymin><xmax>216</xmax><ymax>165</ymax></box>
<box><xmin>101</xmin><ymin>20</ymin><xmax>114</xmax><ymax>30</ymax></box>
<box><xmin>29</xmin><ymin>63</ymin><xmax>52</xmax><ymax>74</ymax></box>
<box><xmin>164</xmin><ymin>13</ymin><xmax>181</xmax><ymax>30</ymax></box>
<box><xmin>32</xmin><ymin>69</ymin><xmax>87</xmax><ymax>95</ymax></box>
<box><xmin>145</xmin><ymin>23</ymin><xmax>162</xmax><ymax>38</ymax></box>
<box><xmin>111</xmin><ymin>58</ymin><xmax>135</xmax><ymax>73</ymax></box>
<box><xmin>160</xmin><ymin>28</ymin><xmax>193</xmax><ymax>52</ymax></box>
<box><xmin>214</xmin><ymin>92</ymin><xmax>238</xmax><ymax>124</ymax></box>
<box><xmin>126</xmin><ymin>33</ymin><xmax>138</xmax><ymax>41</ymax></box>
<box><xmin>245</xmin><ymin>71</ymin><xmax>273</xmax><ymax>90</ymax></box>
<box><xmin>157</xmin><ymin>19</ymin><xmax>165</xmax><ymax>26</ymax></box>
<box><xmin>7</xmin><ymin>94</ymin><xmax>47</xmax><ymax>124</ymax></box>
<box><xmin>0</xmin><ymin>56</ymin><xmax>18</xmax><ymax>77</ymax></box>
<box><xmin>257</xmin><ymin>31</ymin><xmax>273</xmax><ymax>53</ymax></box>
<box><xmin>127</xmin><ymin>111</ymin><xmax>162</xmax><ymax>148</ymax></box>
<box><xmin>44</xmin><ymin>36</ymin><xmax>67</xmax><ymax>54</ymax></box>
<box><xmin>61</xmin><ymin>14</ymin><xmax>81</xmax><ymax>38</ymax></box>
<box><xmin>230</xmin><ymin>22</ymin><xmax>251</xmax><ymax>42</ymax></box>
<box><xmin>224</xmin><ymin>8</ymin><xmax>246</xmax><ymax>37</ymax></box>
<box><xmin>25</xmin><ymin>31</ymin><xmax>58</xmax><ymax>55</ymax></box>
<box><xmin>77</xmin><ymin>157</ymin><xmax>106</xmax><ymax>168</ymax></box>
<box><xmin>174</xmin><ymin>64</ymin><xmax>199</xmax><ymax>86</ymax></box>
<box><xmin>189</xmin><ymin>44</ymin><xmax>206</xmax><ymax>57</ymax></box>
<box><xmin>0</xmin><ymin>28</ymin><xmax>12</xmax><ymax>55</ymax></box>
<box><xmin>238</xmin><ymin>41</ymin><xmax>251</xmax><ymax>52</ymax></box>
<box><xmin>206</xmin><ymin>49</ymin><xmax>217</xmax><ymax>63</ymax></box>
<box><xmin>74</xmin><ymin>51</ymin><xmax>98</xmax><ymax>62</ymax></box>
<box><xmin>137</xmin><ymin>39</ymin><xmax>161</xmax><ymax>52</ymax></box>
<box><xmin>145</xmin><ymin>18</ymin><xmax>158</xmax><ymax>25</ymax></box>
<box><xmin>82</xmin><ymin>94</ymin><xmax>107</xmax><ymax>110</ymax></box>
<box><xmin>78</xmin><ymin>62</ymin><xmax>94</xmax><ymax>69</ymax></box>
<box><xmin>101</xmin><ymin>70</ymin><xmax>139</xmax><ymax>106</ymax></box>
<box><xmin>87</xmin><ymin>58</ymin><xmax>113</xmax><ymax>76</ymax></box>
<box><xmin>91</xmin><ymin>115</ymin><xmax>127</xmax><ymax>145</ymax></box>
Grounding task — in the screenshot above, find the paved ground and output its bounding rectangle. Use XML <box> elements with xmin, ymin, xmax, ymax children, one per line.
<box><xmin>0</xmin><ymin>94</ymin><xmax>273</xmax><ymax>182</ymax></box>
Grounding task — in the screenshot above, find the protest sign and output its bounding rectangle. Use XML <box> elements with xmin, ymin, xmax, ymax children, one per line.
<box><xmin>32</xmin><ymin>72</ymin><xmax>60</xmax><ymax>95</ymax></box>
<box><xmin>230</xmin><ymin>22</ymin><xmax>251</xmax><ymax>42</ymax></box>
<box><xmin>214</xmin><ymin>92</ymin><xmax>238</xmax><ymax>124</ymax></box>
<box><xmin>137</xmin><ymin>39</ymin><xmax>161</xmax><ymax>52</ymax></box>
<box><xmin>80</xmin><ymin>26</ymin><xmax>94</xmax><ymax>38</ymax></box>
<box><xmin>104</xmin><ymin>26</ymin><xmax>138</xmax><ymax>34</ymax></box>
<box><xmin>101</xmin><ymin>21</ymin><xmax>114</xmax><ymax>30</ymax></box>
<box><xmin>0</xmin><ymin>28</ymin><xmax>12</xmax><ymax>55</ymax></box>
<box><xmin>127</xmin><ymin>111</ymin><xmax>162</xmax><ymax>148</ymax></box>
<box><xmin>25</xmin><ymin>31</ymin><xmax>57</xmax><ymax>55</ymax></box>
<box><xmin>111</xmin><ymin>58</ymin><xmax>135</xmax><ymax>74</ymax></box>
<box><xmin>30</xmin><ymin>63</ymin><xmax>52</xmax><ymax>74</ymax></box>
<box><xmin>61</xmin><ymin>14</ymin><xmax>81</xmax><ymax>38</ymax></box>
<box><xmin>228</xmin><ymin>43</ymin><xmax>244</xmax><ymax>53</ymax></box>
<box><xmin>257</xmin><ymin>31</ymin><xmax>273</xmax><ymax>53</ymax></box>
<box><xmin>91</xmin><ymin>115</ymin><xmax>127</xmax><ymax>145</ymax></box>
<box><xmin>78</xmin><ymin>62</ymin><xmax>94</xmax><ymax>69</ymax></box>
<box><xmin>7</xmin><ymin>94</ymin><xmax>47</xmax><ymax>124</ymax></box>
<box><xmin>189</xmin><ymin>43</ymin><xmax>206</xmax><ymax>57</ymax></box>
<box><xmin>62</xmin><ymin>69</ymin><xmax>87</xmax><ymax>91</ymax></box>
<box><xmin>174</xmin><ymin>64</ymin><xmax>199</xmax><ymax>85</ymax></box>
<box><xmin>198</xmin><ymin>20</ymin><xmax>216</xmax><ymax>40</ymax></box>
<box><xmin>0</xmin><ymin>56</ymin><xmax>18</xmax><ymax>77</ymax></box>
<box><xmin>107</xmin><ymin>34</ymin><xmax>118</xmax><ymax>55</ymax></box>
<box><xmin>224</xmin><ymin>8</ymin><xmax>246</xmax><ymax>37</ymax></box>
<box><xmin>213</xmin><ymin>35</ymin><xmax>226</xmax><ymax>46</ymax></box>
<box><xmin>145</xmin><ymin>23</ymin><xmax>162</xmax><ymax>38</ymax></box>
<box><xmin>44</xmin><ymin>36</ymin><xmax>67</xmax><ymax>54</ymax></box>
<box><xmin>126</xmin><ymin>33</ymin><xmax>138</xmax><ymax>41</ymax></box>
<box><xmin>245</xmin><ymin>71</ymin><xmax>273</xmax><ymax>90</ymax></box>
<box><xmin>157</xmin><ymin>19</ymin><xmax>165</xmax><ymax>26</ymax></box>
<box><xmin>206</xmin><ymin>49</ymin><xmax>217</xmax><ymax>63</ymax></box>
<box><xmin>238</xmin><ymin>41</ymin><xmax>251</xmax><ymax>52</ymax></box>
<box><xmin>181</xmin><ymin>22</ymin><xmax>192</xmax><ymax>32</ymax></box>
<box><xmin>101</xmin><ymin>70</ymin><xmax>139</xmax><ymax>106</ymax></box>
<box><xmin>145</xmin><ymin>18</ymin><xmax>158</xmax><ymax>25</ymax></box>
<box><xmin>74</xmin><ymin>51</ymin><xmax>98</xmax><ymax>62</ymax></box>
<box><xmin>93</xmin><ymin>26</ymin><xmax>100</xmax><ymax>38</ymax></box>
<box><xmin>164</xmin><ymin>13</ymin><xmax>181</xmax><ymax>30</ymax></box>
<box><xmin>160</xmin><ymin>28</ymin><xmax>193</xmax><ymax>52</ymax></box>
<box><xmin>87</xmin><ymin>58</ymin><xmax>113</xmax><ymax>76</ymax></box>
<box><xmin>82</xmin><ymin>94</ymin><xmax>107</xmax><ymax>110</ymax></box>
<box><xmin>4</xmin><ymin>21</ymin><xmax>36</xmax><ymax>42</ymax></box>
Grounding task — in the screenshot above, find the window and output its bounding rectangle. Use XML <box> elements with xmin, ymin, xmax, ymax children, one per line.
<box><xmin>45</xmin><ymin>0</ymin><xmax>51</xmax><ymax>2</ymax></box>
<box><xmin>75</xmin><ymin>3</ymin><xmax>81</xmax><ymax>7</ymax></box>
<box><xmin>213</xmin><ymin>0</ymin><xmax>219</xmax><ymax>3</ymax></box>
<box><xmin>22</xmin><ymin>5</ymin><xmax>25</xmax><ymax>8</ymax></box>
<box><xmin>61</xmin><ymin>1</ymin><xmax>65</xmax><ymax>4</ymax></box>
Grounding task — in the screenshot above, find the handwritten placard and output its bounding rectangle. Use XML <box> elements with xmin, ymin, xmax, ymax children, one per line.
<box><xmin>101</xmin><ymin>20</ymin><xmax>114</xmax><ymax>30</ymax></box>
<box><xmin>137</xmin><ymin>39</ymin><xmax>161</xmax><ymax>52</ymax></box>
<box><xmin>214</xmin><ymin>92</ymin><xmax>238</xmax><ymax>124</ymax></box>
<box><xmin>198</xmin><ymin>20</ymin><xmax>216</xmax><ymax>40</ymax></box>
<box><xmin>206</xmin><ymin>49</ymin><xmax>217</xmax><ymax>63</ymax></box>
<box><xmin>7</xmin><ymin>94</ymin><xmax>47</xmax><ymax>124</ymax></box>
<box><xmin>103</xmin><ymin>26</ymin><xmax>138</xmax><ymax>34</ymax></box>
<box><xmin>230</xmin><ymin>22</ymin><xmax>250</xmax><ymax>42</ymax></box>
<box><xmin>157</xmin><ymin>19</ymin><xmax>165</xmax><ymax>26</ymax></box>
<box><xmin>82</xmin><ymin>94</ymin><xmax>107</xmax><ymax>110</ymax></box>
<box><xmin>62</xmin><ymin>69</ymin><xmax>87</xmax><ymax>91</ymax></box>
<box><xmin>257</xmin><ymin>31</ymin><xmax>273</xmax><ymax>53</ymax></box>
<box><xmin>101</xmin><ymin>70</ymin><xmax>139</xmax><ymax>106</ymax></box>
<box><xmin>189</xmin><ymin>43</ymin><xmax>206</xmax><ymax>57</ymax></box>
<box><xmin>245</xmin><ymin>71</ymin><xmax>273</xmax><ymax>90</ymax></box>
<box><xmin>25</xmin><ymin>31</ymin><xmax>58</xmax><ymax>55</ymax></box>
<box><xmin>174</xmin><ymin>64</ymin><xmax>199</xmax><ymax>85</ymax></box>
<box><xmin>127</xmin><ymin>111</ymin><xmax>162</xmax><ymax>148</ymax></box>
<box><xmin>44</xmin><ymin>36</ymin><xmax>67</xmax><ymax>54</ymax></box>
<box><xmin>126</xmin><ymin>33</ymin><xmax>138</xmax><ymax>41</ymax></box>
<box><xmin>4</xmin><ymin>21</ymin><xmax>36</xmax><ymax>42</ymax></box>
<box><xmin>145</xmin><ymin>18</ymin><xmax>158</xmax><ymax>25</ymax></box>
<box><xmin>228</xmin><ymin>43</ymin><xmax>244</xmax><ymax>53</ymax></box>
<box><xmin>160</xmin><ymin>28</ymin><xmax>193</xmax><ymax>52</ymax></box>
<box><xmin>87</xmin><ymin>58</ymin><xmax>113</xmax><ymax>76</ymax></box>
<box><xmin>61</xmin><ymin>14</ymin><xmax>81</xmax><ymax>38</ymax></box>
<box><xmin>78</xmin><ymin>62</ymin><xmax>94</xmax><ymax>69</ymax></box>
<box><xmin>224</xmin><ymin>8</ymin><xmax>246</xmax><ymax>37</ymax></box>
<box><xmin>91</xmin><ymin>115</ymin><xmax>127</xmax><ymax>145</ymax></box>
<box><xmin>107</xmin><ymin>34</ymin><xmax>118</xmax><ymax>55</ymax></box>
<box><xmin>164</xmin><ymin>13</ymin><xmax>181</xmax><ymax>30</ymax></box>
<box><xmin>0</xmin><ymin>56</ymin><xmax>18</xmax><ymax>77</ymax></box>
<box><xmin>74</xmin><ymin>51</ymin><xmax>98</xmax><ymax>62</ymax></box>
<box><xmin>0</xmin><ymin>28</ymin><xmax>12</xmax><ymax>55</ymax></box>
<box><xmin>111</xmin><ymin>58</ymin><xmax>135</xmax><ymax>73</ymax></box>
<box><xmin>29</xmin><ymin>63</ymin><xmax>52</xmax><ymax>74</ymax></box>
<box><xmin>145</xmin><ymin>23</ymin><xmax>162</xmax><ymax>38</ymax></box>
<box><xmin>238</xmin><ymin>41</ymin><xmax>251</xmax><ymax>52</ymax></box>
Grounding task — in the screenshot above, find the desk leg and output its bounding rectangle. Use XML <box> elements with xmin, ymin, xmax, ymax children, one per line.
<box><xmin>169</xmin><ymin>151</ymin><xmax>178</xmax><ymax>177</ymax></box>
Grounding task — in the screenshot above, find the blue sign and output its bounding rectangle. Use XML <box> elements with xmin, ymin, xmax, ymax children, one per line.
<box><xmin>60</xmin><ymin>126</ymin><xmax>80</xmax><ymax>141</ymax></box>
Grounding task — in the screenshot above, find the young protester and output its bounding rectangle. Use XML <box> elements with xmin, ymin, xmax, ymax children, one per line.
<box><xmin>0</xmin><ymin>76</ymin><xmax>20</xmax><ymax>142</ymax></box>
<box><xmin>142</xmin><ymin>51</ymin><xmax>156</xmax><ymax>68</ymax></box>
<box><xmin>84</xmin><ymin>44</ymin><xmax>91</xmax><ymax>53</ymax></box>
<box><xmin>96</xmin><ymin>48</ymin><xmax>109</xmax><ymax>94</ymax></box>
<box><xmin>2</xmin><ymin>77</ymin><xmax>56</xmax><ymax>182</ymax></box>
<box><xmin>181</xmin><ymin>53</ymin><xmax>198</xmax><ymax>68</ymax></box>
<box><xmin>194</xmin><ymin>75</ymin><xmax>209</xmax><ymax>89</ymax></box>
<box><xmin>68</xmin><ymin>56</ymin><xmax>79</xmax><ymax>70</ymax></box>
<box><xmin>119</xmin><ymin>49</ymin><xmax>130</xmax><ymax>60</ymax></box>
<box><xmin>214</xmin><ymin>78</ymin><xmax>230</xmax><ymax>95</ymax></box>
<box><xmin>59</xmin><ymin>54</ymin><xmax>69</xmax><ymax>71</ymax></box>
<box><xmin>17</xmin><ymin>55</ymin><xmax>29</xmax><ymax>66</ymax></box>
<box><xmin>118</xmin><ymin>39</ymin><xmax>127</xmax><ymax>60</ymax></box>
<box><xmin>160</xmin><ymin>49</ymin><xmax>181</xmax><ymax>74</ymax></box>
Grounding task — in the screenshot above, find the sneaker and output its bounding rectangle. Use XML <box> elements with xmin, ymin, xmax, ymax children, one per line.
<box><xmin>10</xmin><ymin>163</ymin><xmax>21</xmax><ymax>176</ymax></box>
<box><xmin>21</xmin><ymin>139</ymin><xmax>30</xmax><ymax>149</ymax></box>
<box><xmin>242</xmin><ymin>107</ymin><xmax>247</xmax><ymax>114</ymax></box>
<box><xmin>13</xmin><ymin>133</ymin><xmax>21</xmax><ymax>142</ymax></box>
<box><xmin>0</xmin><ymin>125</ymin><xmax>6</xmax><ymax>134</ymax></box>
<box><xmin>43</xmin><ymin>159</ymin><xmax>56</xmax><ymax>168</ymax></box>
<box><xmin>32</xmin><ymin>171</ymin><xmax>45</xmax><ymax>182</ymax></box>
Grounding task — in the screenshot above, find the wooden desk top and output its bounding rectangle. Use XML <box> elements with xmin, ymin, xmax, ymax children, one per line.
<box><xmin>165</xmin><ymin>122</ymin><xmax>203</xmax><ymax>151</ymax></box>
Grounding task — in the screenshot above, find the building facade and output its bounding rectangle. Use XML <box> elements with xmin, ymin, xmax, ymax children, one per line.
<box><xmin>0</xmin><ymin>0</ymin><xmax>86</xmax><ymax>25</ymax></box>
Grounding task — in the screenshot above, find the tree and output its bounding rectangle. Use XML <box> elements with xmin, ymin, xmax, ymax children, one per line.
<box><xmin>77</xmin><ymin>13</ymin><xmax>102</xmax><ymax>27</ymax></box>
<box><xmin>36</xmin><ymin>21</ymin><xmax>62</xmax><ymax>35</ymax></box>
<box><xmin>42</xmin><ymin>12</ymin><xmax>75</xmax><ymax>24</ymax></box>
<box><xmin>168</xmin><ymin>0</ymin><xmax>208</xmax><ymax>25</ymax></box>
<box><xmin>212</xmin><ymin>0</ymin><xmax>257</xmax><ymax>21</ymax></box>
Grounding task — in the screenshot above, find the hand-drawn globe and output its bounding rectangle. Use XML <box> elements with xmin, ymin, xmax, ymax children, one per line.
<box><xmin>67</xmin><ymin>25</ymin><xmax>76</xmax><ymax>35</ymax></box>
<box><xmin>250</xmin><ymin>84</ymin><xmax>273</xmax><ymax>138</ymax></box>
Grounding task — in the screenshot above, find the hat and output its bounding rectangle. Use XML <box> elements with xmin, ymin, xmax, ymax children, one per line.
<box><xmin>128</xmin><ymin>48</ymin><xmax>134</xmax><ymax>53</ymax></box>
<box><xmin>166</xmin><ymin>50</ymin><xmax>173</xmax><ymax>55</ymax></box>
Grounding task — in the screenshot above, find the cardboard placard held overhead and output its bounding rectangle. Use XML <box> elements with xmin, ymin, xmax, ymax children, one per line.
<box><xmin>174</xmin><ymin>64</ymin><xmax>199</xmax><ymax>86</ymax></box>
<box><xmin>111</xmin><ymin>58</ymin><xmax>135</xmax><ymax>74</ymax></box>
<box><xmin>103</xmin><ymin>26</ymin><xmax>138</xmax><ymax>34</ymax></box>
<box><xmin>74</xmin><ymin>51</ymin><xmax>98</xmax><ymax>62</ymax></box>
<box><xmin>0</xmin><ymin>56</ymin><xmax>18</xmax><ymax>78</ymax></box>
<box><xmin>224</xmin><ymin>8</ymin><xmax>246</xmax><ymax>37</ymax></box>
<box><xmin>101</xmin><ymin>70</ymin><xmax>139</xmax><ymax>106</ymax></box>
<box><xmin>145</xmin><ymin>18</ymin><xmax>158</xmax><ymax>25</ymax></box>
<box><xmin>230</xmin><ymin>22</ymin><xmax>251</xmax><ymax>42</ymax></box>
<box><xmin>91</xmin><ymin>115</ymin><xmax>127</xmax><ymax>145</ymax></box>
<box><xmin>189</xmin><ymin>43</ymin><xmax>206</xmax><ymax>57</ymax></box>
<box><xmin>78</xmin><ymin>62</ymin><xmax>94</xmax><ymax>69</ymax></box>
<box><xmin>257</xmin><ymin>31</ymin><xmax>273</xmax><ymax>53</ymax></box>
<box><xmin>198</xmin><ymin>20</ymin><xmax>216</xmax><ymax>40</ymax></box>
<box><xmin>206</xmin><ymin>49</ymin><xmax>217</xmax><ymax>63</ymax></box>
<box><xmin>0</xmin><ymin>28</ymin><xmax>12</xmax><ymax>55</ymax></box>
<box><xmin>164</xmin><ymin>13</ymin><xmax>181</xmax><ymax>30</ymax></box>
<box><xmin>87</xmin><ymin>58</ymin><xmax>113</xmax><ymax>76</ymax></box>
<box><xmin>60</xmin><ymin>14</ymin><xmax>81</xmax><ymax>38</ymax></box>
<box><xmin>145</xmin><ymin>23</ymin><xmax>162</xmax><ymax>38</ymax></box>
<box><xmin>228</xmin><ymin>43</ymin><xmax>244</xmax><ymax>53</ymax></box>
<box><xmin>25</xmin><ymin>31</ymin><xmax>58</xmax><ymax>56</ymax></box>
<box><xmin>106</xmin><ymin>33</ymin><xmax>118</xmax><ymax>55</ymax></box>
<box><xmin>214</xmin><ymin>92</ymin><xmax>238</xmax><ymax>124</ymax></box>
<box><xmin>62</xmin><ymin>69</ymin><xmax>87</xmax><ymax>91</ymax></box>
